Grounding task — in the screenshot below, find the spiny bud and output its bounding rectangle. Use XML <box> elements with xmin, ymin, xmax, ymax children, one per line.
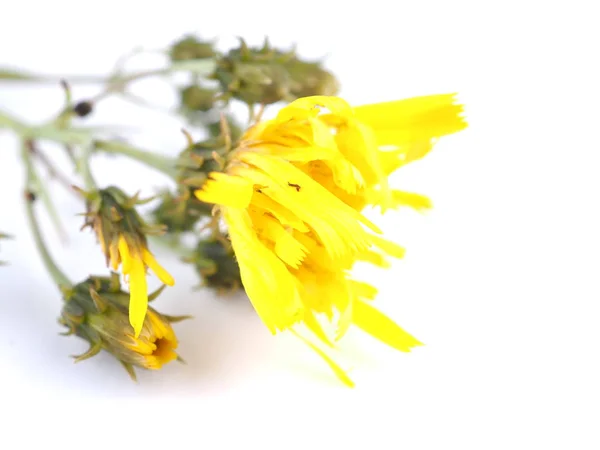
<box><xmin>206</xmin><ymin>114</ymin><xmax>243</xmax><ymax>142</ymax></box>
<box><xmin>214</xmin><ymin>38</ymin><xmax>295</xmax><ymax>105</ymax></box>
<box><xmin>179</xmin><ymin>85</ymin><xmax>218</xmax><ymax>112</ymax></box>
<box><xmin>156</xmin><ymin>118</ymin><xmax>245</xmax><ymax>235</ymax></box>
<box><xmin>80</xmin><ymin>186</ymin><xmax>174</xmax><ymax>337</ymax></box>
<box><xmin>151</xmin><ymin>190</ymin><xmax>210</xmax><ymax>234</ymax></box>
<box><xmin>170</xmin><ymin>35</ymin><xmax>217</xmax><ymax>61</ymax></box>
<box><xmin>59</xmin><ymin>273</ymin><xmax>188</xmax><ymax>379</ymax></box>
<box><xmin>186</xmin><ymin>237</ymin><xmax>242</xmax><ymax>292</ymax></box>
<box><xmin>177</xmin><ymin>131</ymin><xmax>233</xmax><ymax>189</ymax></box>
<box><xmin>285</xmin><ymin>58</ymin><xmax>339</xmax><ymax>98</ymax></box>
<box><xmin>81</xmin><ymin>186</ymin><xmax>165</xmax><ymax>268</ymax></box>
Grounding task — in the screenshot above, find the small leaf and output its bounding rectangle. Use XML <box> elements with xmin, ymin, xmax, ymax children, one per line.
<box><xmin>89</xmin><ymin>287</ymin><xmax>108</xmax><ymax>313</ymax></box>
<box><xmin>72</xmin><ymin>342</ymin><xmax>102</xmax><ymax>362</ymax></box>
<box><xmin>119</xmin><ymin>361</ymin><xmax>138</xmax><ymax>382</ymax></box>
<box><xmin>162</xmin><ymin>314</ymin><xmax>194</xmax><ymax>323</ymax></box>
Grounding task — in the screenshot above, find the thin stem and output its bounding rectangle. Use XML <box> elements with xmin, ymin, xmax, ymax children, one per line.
<box><xmin>0</xmin><ymin>109</ymin><xmax>28</xmax><ymax>133</ymax></box>
<box><xmin>21</xmin><ymin>143</ymin><xmax>72</xmax><ymax>289</ymax></box>
<box><xmin>78</xmin><ymin>144</ymin><xmax>98</xmax><ymax>191</ymax></box>
<box><xmin>94</xmin><ymin>140</ymin><xmax>179</xmax><ymax>180</ymax></box>
<box><xmin>30</xmin><ymin>144</ymin><xmax>79</xmax><ymax>197</ymax></box>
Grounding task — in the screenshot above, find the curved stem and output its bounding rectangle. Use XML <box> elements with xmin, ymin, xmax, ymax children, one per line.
<box><xmin>22</xmin><ymin>142</ymin><xmax>72</xmax><ymax>290</ymax></box>
<box><xmin>94</xmin><ymin>140</ymin><xmax>178</xmax><ymax>180</ymax></box>
<box><xmin>78</xmin><ymin>144</ymin><xmax>98</xmax><ymax>191</ymax></box>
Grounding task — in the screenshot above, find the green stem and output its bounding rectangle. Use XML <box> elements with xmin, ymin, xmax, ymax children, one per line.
<box><xmin>0</xmin><ymin>109</ymin><xmax>28</xmax><ymax>133</ymax></box>
<box><xmin>78</xmin><ymin>144</ymin><xmax>98</xmax><ymax>191</ymax></box>
<box><xmin>21</xmin><ymin>143</ymin><xmax>72</xmax><ymax>289</ymax></box>
<box><xmin>94</xmin><ymin>140</ymin><xmax>179</xmax><ymax>180</ymax></box>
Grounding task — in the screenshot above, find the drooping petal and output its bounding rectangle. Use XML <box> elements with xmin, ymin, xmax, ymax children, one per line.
<box><xmin>128</xmin><ymin>257</ymin><xmax>149</xmax><ymax>338</ymax></box>
<box><xmin>353</xmin><ymin>93</ymin><xmax>467</xmax><ymax>139</ymax></box>
<box><xmin>142</xmin><ymin>248</ymin><xmax>175</xmax><ymax>286</ymax></box>
<box><xmin>352</xmin><ymin>299</ymin><xmax>423</xmax><ymax>352</ymax></box>
<box><xmin>224</xmin><ymin>208</ymin><xmax>304</xmax><ymax>332</ymax></box>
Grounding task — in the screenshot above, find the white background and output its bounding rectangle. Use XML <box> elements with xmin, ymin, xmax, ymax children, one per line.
<box><xmin>1</xmin><ymin>1</ymin><xmax>599</xmax><ymax>448</ymax></box>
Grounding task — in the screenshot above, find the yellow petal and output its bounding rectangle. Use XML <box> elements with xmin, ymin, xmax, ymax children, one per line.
<box><xmin>118</xmin><ymin>236</ymin><xmax>132</xmax><ymax>274</ymax></box>
<box><xmin>290</xmin><ymin>329</ymin><xmax>355</xmax><ymax>388</ymax></box>
<box><xmin>224</xmin><ymin>208</ymin><xmax>303</xmax><ymax>332</ymax></box>
<box><xmin>303</xmin><ymin>309</ymin><xmax>334</xmax><ymax>348</ymax></box>
<box><xmin>369</xmin><ymin>234</ymin><xmax>406</xmax><ymax>259</ymax></box>
<box><xmin>109</xmin><ymin>239</ymin><xmax>120</xmax><ymax>270</ymax></box>
<box><xmin>349</xmin><ymin>280</ymin><xmax>378</xmax><ymax>301</ymax></box>
<box><xmin>142</xmin><ymin>248</ymin><xmax>175</xmax><ymax>286</ymax></box>
<box><xmin>354</xmin><ymin>93</ymin><xmax>467</xmax><ymax>137</ymax></box>
<box><xmin>237</xmin><ymin>153</ymin><xmax>381</xmax><ymax>257</ymax></box>
<box><xmin>195</xmin><ymin>172</ymin><xmax>254</xmax><ymax>208</ymax></box>
<box><xmin>391</xmin><ymin>190</ymin><xmax>432</xmax><ymax>211</ymax></box>
<box><xmin>352</xmin><ymin>299</ymin><xmax>423</xmax><ymax>352</ymax></box>
<box><xmin>128</xmin><ymin>257</ymin><xmax>149</xmax><ymax>338</ymax></box>
<box><xmin>286</xmin><ymin>95</ymin><xmax>354</xmax><ymax>118</ymax></box>
<box><xmin>356</xmin><ymin>248</ymin><xmax>391</xmax><ymax>267</ymax></box>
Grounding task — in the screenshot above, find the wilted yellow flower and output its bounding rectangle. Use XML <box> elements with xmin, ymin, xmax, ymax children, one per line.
<box><xmin>60</xmin><ymin>273</ymin><xmax>184</xmax><ymax>378</ymax></box>
<box><xmin>195</xmin><ymin>94</ymin><xmax>466</xmax><ymax>385</ymax></box>
<box><xmin>82</xmin><ymin>186</ymin><xmax>175</xmax><ymax>337</ymax></box>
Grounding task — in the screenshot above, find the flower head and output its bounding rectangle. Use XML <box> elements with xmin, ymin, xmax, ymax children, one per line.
<box><xmin>82</xmin><ymin>186</ymin><xmax>175</xmax><ymax>337</ymax></box>
<box><xmin>60</xmin><ymin>273</ymin><xmax>184</xmax><ymax>378</ymax></box>
<box><xmin>195</xmin><ymin>94</ymin><xmax>466</xmax><ymax>385</ymax></box>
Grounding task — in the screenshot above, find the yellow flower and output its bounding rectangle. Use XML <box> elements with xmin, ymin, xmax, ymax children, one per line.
<box><xmin>83</xmin><ymin>186</ymin><xmax>175</xmax><ymax>337</ymax></box>
<box><xmin>195</xmin><ymin>94</ymin><xmax>466</xmax><ymax>385</ymax></box>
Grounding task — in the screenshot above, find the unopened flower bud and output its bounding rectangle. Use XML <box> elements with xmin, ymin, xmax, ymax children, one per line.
<box><xmin>170</xmin><ymin>36</ymin><xmax>216</xmax><ymax>61</ymax></box>
<box><xmin>151</xmin><ymin>190</ymin><xmax>210</xmax><ymax>234</ymax></box>
<box><xmin>214</xmin><ymin>39</ymin><xmax>295</xmax><ymax>105</ymax></box>
<box><xmin>285</xmin><ymin>58</ymin><xmax>339</xmax><ymax>98</ymax></box>
<box><xmin>81</xmin><ymin>186</ymin><xmax>174</xmax><ymax>337</ymax></box>
<box><xmin>60</xmin><ymin>273</ymin><xmax>187</xmax><ymax>378</ymax></box>
<box><xmin>180</xmin><ymin>85</ymin><xmax>217</xmax><ymax>112</ymax></box>
<box><xmin>187</xmin><ymin>237</ymin><xmax>242</xmax><ymax>292</ymax></box>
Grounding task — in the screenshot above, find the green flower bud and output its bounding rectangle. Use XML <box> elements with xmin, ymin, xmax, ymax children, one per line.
<box><xmin>206</xmin><ymin>114</ymin><xmax>243</xmax><ymax>142</ymax></box>
<box><xmin>151</xmin><ymin>190</ymin><xmax>210</xmax><ymax>234</ymax></box>
<box><xmin>188</xmin><ymin>237</ymin><xmax>242</xmax><ymax>292</ymax></box>
<box><xmin>180</xmin><ymin>85</ymin><xmax>217</xmax><ymax>112</ymax></box>
<box><xmin>214</xmin><ymin>38</ymin><xmax>295</xmax><ymax>105</ymax></box>
<box><xmin>285</xmin><ymin>58</ymin><xmax>340</xmax><ymax>98</ymax></box>
<box><xmin>81</xmin><ymin>186</ymin><xmax>167</xmax><ymax>266</ymax></box>
<box><xmin>60</xmin><ymin>273</ymin><xmax>187</xmax><ymax>378</ymax></box>
<box><xmin>170</xmin><ymin>36</ymin><xmax>216</xmax><ymax>61</ymax></box>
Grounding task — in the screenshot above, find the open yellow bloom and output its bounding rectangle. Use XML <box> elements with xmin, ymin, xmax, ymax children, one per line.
<box><xmin>196</xmin><ymin>94</ymin><xmax>466</xmax><ymax>385</ymax></box>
